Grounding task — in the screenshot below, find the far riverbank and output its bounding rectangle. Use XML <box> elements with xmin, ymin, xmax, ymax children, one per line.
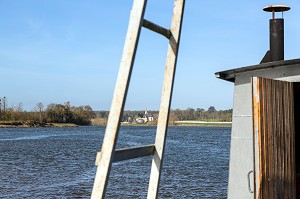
<box><xmin>120</xmin><ymin>120</ymin><xmax>232</xmax><ymax>127</ymax></box>
<box><xmin>0</xmin><ymin>120</ymin><xmax>232</xmax><ymax>128</ymax></box>
<box><xmin>173</xmin><ymin>120</ymin><xmax>232</xmax><ymax>127</ymax></box>
<box><xmin>0</xmin><ymin>121</ymin><xmax>79</xmax><ymax>128</ymax></box>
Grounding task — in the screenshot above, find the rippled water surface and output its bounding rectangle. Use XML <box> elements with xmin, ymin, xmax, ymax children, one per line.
<box><xmin>0</xmin><ymin>126</ymin><xmax>230</xmax><ymax>198</ymax></box>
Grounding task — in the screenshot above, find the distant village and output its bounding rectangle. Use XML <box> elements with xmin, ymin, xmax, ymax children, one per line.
<box><xmin>93</xmin><ymin>106</ymin><xmax>232</xmax><ymax>126</ymax></box>
<box><xmin>122</xmin><ymin>110</ymin><xmax>154</xmax><ymax>124</ymax></box>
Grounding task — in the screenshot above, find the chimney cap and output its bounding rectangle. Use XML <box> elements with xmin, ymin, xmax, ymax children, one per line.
<box><xmin>263</xmin><ymin>5</ymin><xmax>290</xmax><ymax>12</ymax></box>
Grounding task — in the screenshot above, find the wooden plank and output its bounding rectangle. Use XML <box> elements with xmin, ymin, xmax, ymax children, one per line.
<box><xmin>252</xmin><ymin>77</ymin><xmax>295</xmax><ymax>199</ymax></box>
<box><xmin>252</xmin><ymin>77</ymin><xmax>260</xmax><ymax>198</ymax></box>
<box><xmin>142</xmin><ymin>19</ymin><xmax>171</xmax><ymax>39</ymax></box>
<box><xmin>147</xmin><ymin>1</ymin><xmax>185</xmax><ymax>199</ymax></box>
<box><xmin>113</xmin><ymin>145</ymin><xmax>155</xmax><ymax>162</ymax></box>
<box><xmin>91</xmin><ymin>0</ymin><xmax>147</xmax><ymax>198</ymax></box>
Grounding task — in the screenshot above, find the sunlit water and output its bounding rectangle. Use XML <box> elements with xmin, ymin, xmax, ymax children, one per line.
<box><xmin>0</xmin><ymin>126</ymin><xmax>230</xmax><ymax>198</ymax></box>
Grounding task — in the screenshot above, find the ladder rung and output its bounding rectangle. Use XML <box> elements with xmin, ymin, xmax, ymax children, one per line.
<box><xmin>142</xmin><ymin>19</ymin><xmax>171</xmax><ymax>39</ymax></box>
<box><xmin>113</xmin><ymin>144</ymin><xmax>155</xmax><ymax>162</ymax></box>
<box><xmin>96</xmin><ymin>144</ymin><xmax>155</xmax><ymax>165</ymax></box>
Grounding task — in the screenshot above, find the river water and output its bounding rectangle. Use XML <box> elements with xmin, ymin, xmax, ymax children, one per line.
<box><xmin>0</xmin><ymin>126</ymin><xmax>231</xmax><ymax>198</ymax></box>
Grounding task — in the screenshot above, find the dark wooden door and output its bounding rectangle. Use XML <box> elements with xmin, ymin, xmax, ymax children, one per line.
<box><xmin>252</xmin><ymin>77</ymin><xmax>295</xmax><ymax>199</ymax></box>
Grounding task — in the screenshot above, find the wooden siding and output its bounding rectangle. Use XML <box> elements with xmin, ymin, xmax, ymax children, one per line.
<box><xmin>253</xmin><ymin>77</ymin><xmax>295</xmax><ymax>199</ymax></box>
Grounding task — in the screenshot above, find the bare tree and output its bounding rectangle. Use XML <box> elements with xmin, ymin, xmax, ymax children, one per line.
<box><xmin>3</xmin><ymin>96</ymin><xmax>7</xmax><ymax>113</ymax></box>
<box><xmin>16</xmin><ymin>103</ymin><xmax>23</xmax><ymax>112</ymax></box>
<box><xmin>36</xmin><ymin>102</ymin><xmax>44</xmax><ymax>122</ymax></box>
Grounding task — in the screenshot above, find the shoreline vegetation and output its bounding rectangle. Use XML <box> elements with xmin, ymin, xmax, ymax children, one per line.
<box><xmin>0</xmin><ymin>120</ymin><xmax>231</xmax><ymax>128</ymax></box>
<box><xmin>0</xmin><ymin>121</ymin><xmax>79</xmax><ymax>128</ymax></box>
<box><xmin>120</xmin><ymin>120</ymin><xmax>232</xmax><ymax>127</ymax></box>
<box><xmin>0</xmin><ymin>97</ymin><xmax>232</xmax><ymax>128</ymax></box>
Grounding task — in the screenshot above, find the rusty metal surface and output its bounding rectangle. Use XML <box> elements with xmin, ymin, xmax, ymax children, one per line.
<box><xmin>252</xmin><ymin>77</ymin><xmax>295</xmax><ymax>199</ymax></box>
<box><xmin>91</xmin><ymin>0</ymin><xmax>147</xmax><ymax>198</ymax></box>
<box><xmin>147</xmin><ymin>0</ymin><xmax>185</xmax><ymax>198</ymax></box>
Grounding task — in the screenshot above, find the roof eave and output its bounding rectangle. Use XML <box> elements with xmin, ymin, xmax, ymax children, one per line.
<box><xmin>215</xmin><ymin>58</ymin><xmax>300</xmax><ymax>83</ymax></box>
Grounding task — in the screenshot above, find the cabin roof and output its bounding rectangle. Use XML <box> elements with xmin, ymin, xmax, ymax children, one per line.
<box><xmin>215</xmin><ymin>58</ymin><xmax>300</xmax><ymax>82</ymax></box>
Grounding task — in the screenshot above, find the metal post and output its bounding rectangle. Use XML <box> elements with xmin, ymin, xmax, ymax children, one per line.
<box><xmin>270</xmin><ymin>18</ymin><xmax>284</xmax><ymax>61</ymax></box>
<box><xmin>147</xmin><ymin>0</ymin><xmax>185</xmax><ymax>198</ymax></box>
<box><xmin>263</xmin><ymin>5</ymin><xmax>290</xmax><ymax>62</ymax></box>
<box><xmin>91</xmin><ymin>0</ymin><xmax>147</xmax><ymax>198</ymax></box>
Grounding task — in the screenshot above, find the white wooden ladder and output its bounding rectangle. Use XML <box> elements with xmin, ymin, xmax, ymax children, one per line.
<box><xmin>91</xmin><ymin>0</ymin><xmax>185</xmax><ymax>198</ymax></box>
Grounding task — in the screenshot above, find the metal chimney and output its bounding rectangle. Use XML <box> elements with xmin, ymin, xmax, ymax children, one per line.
<box><xmin>260</xmin><ymin>5</ymin><xmax>290</xmax><ymax>63</ymax></box>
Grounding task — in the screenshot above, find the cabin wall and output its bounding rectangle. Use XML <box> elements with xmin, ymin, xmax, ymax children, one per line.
<box><xmin>228</xmin><ymin>76</ymin><xmax>254</xmax><ymax>199</ymax></box>
<box><xmin>228</xmin><ymin>63</ymin><xmax>300</xmax><ymax>199</ymax></box>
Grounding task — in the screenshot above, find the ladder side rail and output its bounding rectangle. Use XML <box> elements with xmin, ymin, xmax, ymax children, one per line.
<box><xmin>91</xmin><ymin>0</ymin><xmax>148</xmax><ymax>198</ymax></box>
<box><xmin>147</xmin><ymin>0</ymin><xmax>185</xmax><ymax>199</ymax></box>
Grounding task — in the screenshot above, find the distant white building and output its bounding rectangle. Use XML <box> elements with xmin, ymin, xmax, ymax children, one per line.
<box><xmin>143</xmin><ymin>110</ymin><xmax>154</xmax><ymax>122</ymax></box>
<box><xmin>135</xmin><ymin>110</ymin><xmax>154</xmax><ymax>123</ymax></box>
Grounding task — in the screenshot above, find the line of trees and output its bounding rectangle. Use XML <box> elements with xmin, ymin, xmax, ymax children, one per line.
<box><xmin>0</xmin><ymin>97</ymin><xmax>95</xmax><ymax>125</ymax></box>
<box><xmin>0</xmin><ymin>96</ymin><xmax>232</xmax><ymax>125</ymax></box>
<box><xmin>94</xmin><ymin>106</ymin><xmax>232</xmax><ymax>125</ymax></box>
<box><xmin>169</xmin><ymin>106</ymin><xmax>232</xmax><ymax>123</ymax></box>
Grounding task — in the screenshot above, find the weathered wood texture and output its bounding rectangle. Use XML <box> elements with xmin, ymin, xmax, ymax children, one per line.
<box><xmin>142</xmin><ymin>19</ymin><xmax>171</xmax><ymax>39</ymax></box>
<box><xmin>113</xmin><ymin>145</ymin><xmax>155</xmax><ymax>162</ymax></box>
<box><xmin>147</xmin><ymin>1</ymin><xmax>185</xmax><ymax>199</ymax></box>
<box><xmin>91</xmin><ymin>0</ymin><xmax>147</xmax><ymax>198</ymax></box>
<box><xmin>253</xmin><ymin>77</ymin><xmax>295</xmax><ymax>199</ymax></box>
<box><xmin>92</xmin><ymin>0</ymin><xmax>185</xmax><ymax>198</ymax></box>
<box><xmin>95</xmin><ymin>145</ymin><xmax>155</xmax><ymax>165</ymax></box>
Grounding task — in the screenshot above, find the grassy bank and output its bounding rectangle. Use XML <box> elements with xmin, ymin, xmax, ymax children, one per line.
<box><xmin>0</xmin><ymin>121</ymin><xmax>79</xmax><ymax>128</ymax></box>
<box><xmin>7</xmin><ymin>118</ymin><xmax>231</xmax><ymax>128</ymax></box>
<box><xmin>120</xmin><ymin>121</ymin><xmax>157</xmax><ymax>126</ymax></box>
<box><xmin>120</xmin><ymin>120</ymin><xmax>232</xmax><ymax>127</ymax></box>
<box><xmin>173</xmin><ymin>120</ymin><xmax>232</xmax><ymax>127</ymax></box>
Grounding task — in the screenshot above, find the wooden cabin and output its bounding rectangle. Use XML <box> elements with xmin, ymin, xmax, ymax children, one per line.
<box><xmin>216</xmin><ymin>58</ymin><xmax>300</xmax><ymax>198</ymax></box>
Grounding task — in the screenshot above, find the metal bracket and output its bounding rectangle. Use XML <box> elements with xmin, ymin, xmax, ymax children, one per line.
<box><xmin>247</xmin><ymin>170</ymin><xmax>254</xmax><ymax>193</ymax></box>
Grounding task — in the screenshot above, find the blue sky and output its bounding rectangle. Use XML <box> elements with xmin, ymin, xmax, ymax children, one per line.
<box><xmin>1</xmin><ymin>1</ymin><xmax>300</xmax><ymax>111</ymax></box>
